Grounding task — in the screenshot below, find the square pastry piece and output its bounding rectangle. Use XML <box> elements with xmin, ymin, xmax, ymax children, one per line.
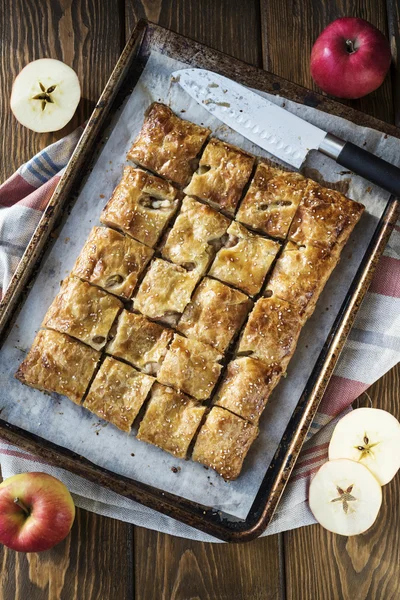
<box><xmin>100</xmin><ymin>167</ymin><xmax>180</xmax><ymax>247</ymax></box>
<box><xmin>161</xmin><ymin>197</ymin><xmax>230</xmax><ymax>275</ymax></box>
<box><xmin>178</xmin><ymin>278</ymin><xmax>252</xmax><ymax>353</ymax></box>
<box><xmin>127</xmin><ymin>103</ymin><xmax>210</xmax><ymax>186</ymax></box>
<box><xmin>265</xmin><ymin>241</ymin><xmax>339</xmax><ymax>320</ymax></box>
<box><xmin>84</xmin><ymin>357</ymin><xmax>154</xmax><ymax>432</ymax></box>
<box><xmin>288</xmin><ymin>181</ymin><xmax>364</xmax><ymax>250</ymax></box>
<box><xmin>238</xmin><ymin>295</ymin><xmax>303</xmax><ymax>371</ymax></box>
<box><xmin>157</xmin><ymin>334</ymin><xmax>222</xmax><ymax>401</ymax></box>
<box><xmin>236</xmin><ymin>163</ymin><xmax>309</xmax><ymax>239</ymax></box>
<box><xmin>15</xmin><ymin>329</ymin><xmax>100</xmax><ymax>404</ymax></box>
<box><xmin>134</xmin><ymin>259</ymin><xmax>199</xmax><ymax>326</ymax></box>
<box><xmin>137</xmin><ymin>383</ymin><xmax>206</xmax><ymax>458</ymax></box>
<box><xmin>209</xmin><ymin>221</ymin><xmax>280</xmax><ymax>296</ymax></box>
<box><xmin>42</xmin><ymin>276</ymin><xmax>122</xmax><ymax>351</ymax></box>
<box><xmin>214</xmin><ymin>357</ymin><xmax>281</xmax><ymax>424</ymax></box>
<box><xmin>106</xmin><ymin>310</ymin><xmax>173</xmax><ymax>375</ymax></box>
<box><xmin>72</xmin><ymin>226</ymin><xmax>153</xmax><ymax>299</ymax></box>
<box><xmin>192</xmin><ymin>407</ymin><xmax>258</xmax><ymax>480</ymax></box>
<box><xmin>184</xmin><ymin>138</ymin><xmax>254</xmax><ymax>215</ymax></box>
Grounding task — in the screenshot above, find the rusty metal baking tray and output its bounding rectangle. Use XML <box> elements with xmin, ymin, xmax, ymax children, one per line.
<box><xmin>0</xmin><ymin>20</ymin><xmax>398</xmax><ymax>542</ymax></box>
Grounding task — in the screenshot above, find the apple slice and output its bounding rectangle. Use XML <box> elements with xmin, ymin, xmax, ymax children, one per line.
<box><xmin>309</xmin><ymin>459</ymin><xmax>382</xmax><ymax>536</ymax></box>
<box><xmin>10</xmin><ymin>58</ymin><xmax>81</xmax><ymax>133</ymax></box>
<box><xmin>329</xmin><ymin>408</ymin><xmax>400</xmax><ymax>485</ymax></box>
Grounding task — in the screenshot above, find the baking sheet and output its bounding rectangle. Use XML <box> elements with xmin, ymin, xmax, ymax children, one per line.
<box><xmin>0</xmin><ymin>51</ymin><xmax>398</xmax><ymax>520</ymax></box>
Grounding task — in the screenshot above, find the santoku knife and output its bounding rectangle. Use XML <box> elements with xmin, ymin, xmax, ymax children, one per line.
<box><xmin>173</xmin><ymin>68</ymin><xmax>400</xmax><ymax>197</ymax></box>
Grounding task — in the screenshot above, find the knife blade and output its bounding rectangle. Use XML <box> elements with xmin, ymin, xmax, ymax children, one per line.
<box><xmin>173</xmin><ymin>68</ymin><xmax>400</xmax><ymax>198</ymax></box>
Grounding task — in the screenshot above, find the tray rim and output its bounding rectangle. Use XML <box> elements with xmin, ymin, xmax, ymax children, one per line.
<box><xmin>0</xmin><ymin>19</ymin><xmax>399</xmax><ymax>543</ymax></box>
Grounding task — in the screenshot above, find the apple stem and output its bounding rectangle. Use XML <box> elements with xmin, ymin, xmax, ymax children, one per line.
<box><xmin>13</xmin><ymin>497</ymin><xmax>30</xmax><ymax>516</ymax></box>
<box><xmin>345</xmin><ymin>39</ymin><xmax>357</xmax><ymax>54</ymax></box>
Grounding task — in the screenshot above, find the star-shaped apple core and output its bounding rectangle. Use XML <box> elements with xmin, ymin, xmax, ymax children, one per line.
<box><xmin>355</xmin><ymin>434</ymin><xmax>379</xmax><ymax>461</ymax></box>
<box><xmin>331</xmin><ymin>484</ymin><xmax>357</xmax><ymax>514</ymax></box>
<box><xmin>32</xmin><ymin>82</ymin><xmax>57</xmax><ymax>111</ymax></box>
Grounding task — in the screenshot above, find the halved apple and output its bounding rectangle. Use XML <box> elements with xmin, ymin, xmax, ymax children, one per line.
<box><xmin>309</xmin><ymin>459</ymin><xmax>382</xmax><ymax>536</ymax></box>
<box><xmin>10</xmin><ymin>58</ymin><xmax>81</xmax><ymax>133</ymax></box>
<box><xmin>329</xmin><ymin>408</ymin><xmax>400</xmax><ymax>485</ymax></box>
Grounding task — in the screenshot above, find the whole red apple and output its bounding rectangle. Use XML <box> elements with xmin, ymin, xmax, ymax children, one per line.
<box><xmin>310</xmin><ymin>17</ymin><xmax>391</xmax><ymax>99</ymax></box>
<box><xmin>0</xmin><ymin>472</ymin><xmax>75</xmax><ymax>552</ymax></box>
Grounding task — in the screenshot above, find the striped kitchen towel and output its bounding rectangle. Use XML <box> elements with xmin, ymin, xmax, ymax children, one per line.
<box><xmin>0</xmin><ymin>132</ymin><xmax>399</xmax><ymax>541</ymax></box>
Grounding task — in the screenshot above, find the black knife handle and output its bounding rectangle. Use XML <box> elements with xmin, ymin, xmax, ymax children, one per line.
<box><xmin>336</xmin><ymin>142</ymin><xmax>400</xmax><ymax>198</ymax></box>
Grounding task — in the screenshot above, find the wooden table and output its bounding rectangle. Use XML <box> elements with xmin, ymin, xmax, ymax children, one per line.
<box><xmin>1</xmin><ymin>1</ymin><xmax>399</xmax><ymax>598</ymax></box>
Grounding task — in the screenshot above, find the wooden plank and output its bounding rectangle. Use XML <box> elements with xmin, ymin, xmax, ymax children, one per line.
<box><xmin>0</xmin><ymin>1</ymin><xmax>135</xmax><ymax>598</ymax></box>
<box><xmin>0</xmin><ymin>508</ymin><xmax>134</xmax><ymax>600</ymax></box>
<box><xmin>0</xmin><ymin>0</ymin><xmax>123</xmax><ymax>182</ymax></box>
<box><xmin>386</xmin><ymin>0</ymin><xmax>400</xmax><ymax>125</ymax></box>
<box><xmin>284</xmin><ymin>364</ymin><xmax>400</xmax><ymax>600</ymax></box>
<box><xmin>124</xmin><ymin>0</ymin><xmax>263</xmax><ymax>67</ymax></box>
<box><xmin>134</xmin><ymin>527</ymin><xmax>284</xmax><ymax>600</ymax></box>
<box><xmin>260</xmin><ymin>0</ymin><xmax>394</xmax><ymax>123</ymax></box>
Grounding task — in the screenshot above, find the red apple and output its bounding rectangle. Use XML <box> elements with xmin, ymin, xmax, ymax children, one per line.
<box><xmin>310</xmin><ymin>17</ymin><xmax>391</xmax><ymax>99</ymax></box>
<box><xmin>0</xmin><ymin>472</ymin><xmax>75</xmax><ymax>552</ymax></box>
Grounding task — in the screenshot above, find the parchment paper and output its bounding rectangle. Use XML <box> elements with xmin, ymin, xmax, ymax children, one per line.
<box><xmin>0</xmin><ymin>52</ymin><xmax>398</xmax><ymax>520</ymax></box>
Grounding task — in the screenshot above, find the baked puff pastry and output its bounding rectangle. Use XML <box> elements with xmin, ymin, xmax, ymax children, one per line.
<box><xmin>161</xmin><ymin>196</ymin><xmax>230</xmax><ymax>275</ymax></box>
<box><xmin>214</xmin><ymin>357</ymin><xmax>282</xmax><ymax>424</ymax></box>
<box><xmin>157</xmin><ymin>334</ymin><xmax>222</xmax><ymax>401</ymax></box>
<box><xmin>265</xmin><ymin>241</ymin><xmax>339</xmax><ymax>320</ymax></box>
<box><xmin>84</xmin><ymin>357</ymin><xmax>154</xmax><ymax>432</ymax></box>
<box><xmin>177</xmin><ymin>278</ymin><xmax>252</xmax><ymax>353</ymax></box>
<box><xmin>127</xmin><ymin>103</ymin><xmax>211</xmax><ymax>186</ymax></box>
<box><xmin>183</xmin><ymin>138</ymin><xmax>255</xmax><ymax>215</ymax></box>
<box><xmin>106</xmin><ymin>310</ymin><xmax>173</xmax><ymax>375</ymax></box>
<box><xmin>134</xmin><ymin>259</ymin><xmax>200</xmax><ymax>326</ymax></box>
<box><xmin>288</xmin><ymin>181</ymin><xmax>364</xmax><ymax>250</ymax></box>
<box><xmin>237</xmin><ymin>295</ymin><xmax>303</xmax><ymax>371</ymax></box>
<box><xmin>236</xmin><ymin>162</ymin><xmax>309</xmax><ymax>239</ymax></box>
<box><xmin>15</xmin><ymin>329</ymin><xmax>100</xmax><ymax>404</ymax></box>
<box><xmin>208</xmin><ymin>221</ymin><xmax>280</xmax><ymax>296</ymax></box>
<box><xmin>137</xmin><ymin>383</ymin><xmax>206</xmax><ymax>458</ymax></box>
<box><xmin>100</xmin><ymin>167</ymin><xmax>180</xmax><ymax>248</ymax></box>
<box><xmin>42</xmin><ymin>276</ymin><xmax>123</xmax><ymax>351</ymax></box>
<box><xmin>72</xmin><ymin>226</ymin><xmax>153</xmax><ymax>299</ymax></box>
<box><xmin>192</xmin><ymin>406</ymin><xmax>258</xmax><ymax>480</ymax></box>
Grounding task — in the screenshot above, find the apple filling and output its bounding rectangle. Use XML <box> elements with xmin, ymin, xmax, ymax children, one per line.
<box><xmin>104</xmin><ymin>274</ymin><xmax>125</xmax><ymax>288</ymax></box>
<box><xmin>139</xmin><ymin>196</ymin><xmax>173</xmax><ymax>211</ymax></box>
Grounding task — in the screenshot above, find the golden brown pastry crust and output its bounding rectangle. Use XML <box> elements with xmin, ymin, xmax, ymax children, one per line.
<box><xmin>137</xmin><ymin>383</ymin><xmax>206</xmax><ymax>458</ymax></box>
<box><xmin>134</xmin><ymin>259</ymin><xmax>199</xmax><ymax>325</ymax></box>
<box><xmin>237</xmin><ymin>295</ymin><xmax>303</xmax><ymax>371</ymax></box>
<box><xmin>177</xmin><ymin>278</ymin><xmax>252</xmax><ymax>353</ymax></box>
<box><xmin>72</xmin><ymin>226</ymin><xmax>153</xmax><ymax>299</ymax></box>
<box><xmin>84</xmin><ymin>357</ymin><xmax>154</xmax><ymax>432</ymax></box>
<box><xmin>106</xmin><ymin>310</ymin><xmax>173</xmax><ymax>375</ymax></box>
<box><xmin>183</xmin><ymin>138</ymin><xmax>255</xmax><ymax>215</ymax></box>
<box><xmin>42</xmin><ymin>276</ymin><xmax>123</xmax><ymax>351</ymax></box>
<box><xmin>157</xmin><ymin>334</ymin><xmax>222</xmax><ymax>401</ymax></box>
<box><xmin>15</xmin><ymin>329</ymin><xmax>100</xmax><ymax>404</ymax></box>
<box><xmin>192</xmin><ymin>406</ymin><xmax>258</xmax><ymax>480</ymax></box>
<box><xmin>288</xmin><ymin>181</ymin><xmax>364</xmax><ymax>250</ymax></box>
<box><xmin>208</xmin><ymin>221</ymin><xmax>280</xmax><ymax>296</ymax></box>
<box><xmin>265</xmin><ymin>241</ymin><xmax>339</xmax><ymax>320</ymax></box>
<box><xmin>100</xmin><ymin>167</ymin><xmax>180</xmax><ymax>247</ymax></box>
<box><xmin>236</xmin><ymin>162</ymin><xmax>308</xmax><ymax>239</ymax></box>
<box><xmin>214</xmin><ymin>357</ymin><xmax>281</xmax><ymax>424</ymax></box>
<box><xmin>127</xmin><ymin>103</ymin><xmax>210</xmax><ymax>186</ymax></box>
<box><xmin>161</xmin><ymin>196</ymin><xmax>230</xmax><ymax>275</ymax></box>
